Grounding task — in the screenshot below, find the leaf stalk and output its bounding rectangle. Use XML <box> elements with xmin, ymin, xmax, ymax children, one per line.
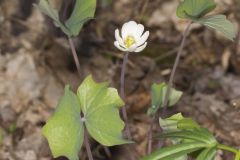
<box><xmin>162</xmin><ymin>22</ymin><xmax>192</xmax><ymax>114</ymax></box>
<box><xmin>84</xmin><ymin>129</ymin><xmax>94</xmax><ymax>160</ymax></box>
<box><xmin>68</xmin><ymin>37</ymin><xmax>82</xmax><ymax>78</ymax></box>
<box><xmin>217</xmin><ymin>144</ymin><xmax>238</xmax><ymax>154</ymax></box>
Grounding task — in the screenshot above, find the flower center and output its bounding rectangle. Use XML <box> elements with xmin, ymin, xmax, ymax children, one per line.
<box><xmin>124</xmin><ymin>35</ymin><xmax>136</xmax><ymax>48</ymax></box>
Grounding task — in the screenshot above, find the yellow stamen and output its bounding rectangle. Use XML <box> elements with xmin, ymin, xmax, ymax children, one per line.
<box><xmin>124</xmin><ymin>35</ymin><xmax>136</xmax><ymax>48</ymax></box>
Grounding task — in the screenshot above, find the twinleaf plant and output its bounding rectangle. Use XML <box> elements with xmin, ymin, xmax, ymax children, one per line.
<box><xmin>162</xmin><ymin>0</ymin><xmax>237</xmax><ymax>115</ymax></box>
<box><xmin>43</xmin><ymin>76</ymin><xmax>129</xmax><ymax>160</ymax></box>
<box><xmin>34</xmin><ymin>0</ymin><xmax>96</xmax><ymax>37</ymax></box>
<box><xmin>176</xmin><ymin>0</ymin><xmax>236</xmax><ymax>40</ymax></box>
<box><xmin>145</xmin><ymin>0</ymin><xmax>238</xmax><ymax>159</ymax></box>
<box><xmin>35</xmin><ymin>0</ymin><xmax>96</xmax><ymax>77</ymax></box>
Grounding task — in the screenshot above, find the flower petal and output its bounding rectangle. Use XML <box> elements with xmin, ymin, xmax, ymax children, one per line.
<box><xmin>121</xmin><ymin>21</ymin><xmax>138</xmax><ymax>39</ymax></box>
<box><xmin>136</xmin><ymin>31</ymin><xmax>149</xmax><ymax>46</ymax></box>
<box><xmin>114</xmin><ymin>41</ymin><xmax>127</xmax><ymax>52</ymax></box>
<box><xmin>134</xmin><ymin>42</ymin><xmax>147</xmax><ymax>52</ymax></box>
<box><xmin>115</xmin><ymin>29</ymin><xmax>124</xmax><ymax>46</ymax></box>
<box><xmin>135</xmin><ymin>24</ymin><xmax>144</xmax><ymax>38</ymax></box>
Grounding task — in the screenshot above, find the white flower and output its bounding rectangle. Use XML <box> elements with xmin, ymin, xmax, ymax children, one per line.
<box><xmin>114</xmin><ymin>21</ymin><xmax>149</xmax><ymax>53</ymax></box>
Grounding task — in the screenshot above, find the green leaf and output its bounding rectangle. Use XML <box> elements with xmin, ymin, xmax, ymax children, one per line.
<box><xmin>159</xmin><ymin>113</ymin><xmax>200</xmax><ymax>136</ymax></box>
<box><xmin>177</xmin><ymin>118</ymin><xmax>200</xmax><ymax>130</ymax></box>
<box><xmin>235</xmin><ymin>152</ymin><xmax>240</xmax><ymax>160</ymax></box>
<box><xmin>195</xmin><ymin>14</ymin><xmax>237</xmax><ymax>41</ymax></box>
<box><xmin>141</xmin><ymin>142</ymin><xmax>206</xmax><ymax>160</ymax></box>
<box><xmin>148</xmin><ymin>83</ymin><xmax>166</xmax><ymax>116</ymax></box>
<box><xmin>175</xmin><ymin>155</ymin><xmax>188</xmax><ymax>160</ymax></box>
<box><xmin>34</xmin><ymin>0</ymin><xmax>59</xmax><ymax>23</ymax></box>
<box><xmin>159</xmin><ymin>113</ymin><xmax>185</xmax><ymax>132</ymax></box>
<box><xmin>34</xmin><ymin>0</ymin><xmax>71</xmax><ymax>36</ymax></box>
<box><xmin>176</xmin><ymin>0</ymin><xmax>216</xmax><ymax>19</ymax></box>
<box><xmin>148</xmin><ymin>83</ymin><xmax>182</xmax><ymax>116</ymax></box>
<box><xmin>159</xmin><ymin>113</ymin><xmax>187</xmax><ymax>160</ymax></box>
<box><xmin>159</xmin><ymin>114</ymin><xmax>199</xmax><ymax>160</ymax></box>
<box><xmin>77</xmin><ymin>75</ymin><xmax>129</xmax><ymax>146</ymax></box>
<box><xmin>145</xmin><ymin>114</ymin><xmax>218</xmax><ymax>160</ymax></box>
<box><xmin>65</xmin><ymin>0</ymin><xmax>96</xmax><ymax>36</ymax></box>
<box><xmin>42</xmin><ymin>86</ymin><xmax>84</xmax><ymax>160</ymax></box>
<box><xmin>162</xmin><ymin>86</ymin><xmax>183</xmax><ymax>107</ymax></box>
<box><xmin>196</xmin><ymin>147</ymin><xmax>216</xmax><ymax>160</ymax></box>
<box><xmin>160</xmin><ymin>129</ymin><xmax>217</xmax><ymax>145</ymax></box>
<box><xmin>151</xmin><ymin>83</ymin><xmax>166</xmax><ymax>108</ymax></box>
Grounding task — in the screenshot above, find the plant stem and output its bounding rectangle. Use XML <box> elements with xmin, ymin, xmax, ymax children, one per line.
<box><xmin>162</xmin><ymin>22</ymin><xmax>192</xmax><ymax>114</ymax></box>
<box><xmin>147</xmin><ymin>115</ymin><xmax>156</xmax><ymax>154</ymax></box>
<box><xmin>150</xmin><ymin>22</ymin><xmax>191</xmax><ymax>151</ymax></box>
<box><xmin>103</xmin><ymin>146</ymin><xmax>112</xmax><ymax>158</ymax></box>
<box><xmin>235</xmin><ymin>153</ymin><xmax>240</xmax><ymax>160</ymax></box>
<box><xmin>218</xmin><ymin>144</ymin><xmax>240</xmax><ymax>160</ymax></box>
<box><xmin>217</xmin><ymin>144</ymin><xmax>238</xmax><ymax>154</ymax></box>
<box><xmin>84</xmin><ymin>130</ymin><xmax>94</xmax><ymax>160</ymax></box>
<box><xmin>68</xmin><ymin>37</ymin><xmax>82</xmax><ymax>78</ymax></box>
<box><xmin>120</xmin><ymin>53</ymin><xmax>132</xmax><ymax>140</ymax></box>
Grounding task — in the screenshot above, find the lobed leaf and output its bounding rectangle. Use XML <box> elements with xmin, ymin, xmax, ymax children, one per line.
<box><xmin>35</xmin><ymin>0</ymin><xmax>96</xmax><ymax>37</ymax></box>
<box><xmin>42</xmin><ymin>86</ymin><xmax>84</xmax><ymax>160</ymax></box>
<box><xmin>34</xmin><ymin>0</ymin><xmax>71</xmax><ymax>36</ymax></box>
<box><xmin>148</xmin><ymin>83</ymin><xmax>182</xmax><ymax>116</ymax></box>
<box><xmin>65</xmin><ymin>0</ymin><xmax>96</xmax><ymax>36</ymax></box>
<box><xmin>195</xmin><ymin>14</ymin><xmax>237</xmax><ymax>41</ymax></box>
<box><xmin>162</xmin><ymin>86</ymin><xmax>183</xmax><ymax>107</ymax></box>
<box><xmin>77</xmin><ymin>75</ymin><xmax>129</xmax><ymax>146</ymax></box>
<box><xmin>176</xmin><ymin>0</ymin><xmax>216</xmax><ymax>19</ymax></box>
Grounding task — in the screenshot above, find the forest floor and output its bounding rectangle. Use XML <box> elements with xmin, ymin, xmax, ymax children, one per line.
<box><xmin>0</xmin><ymin>0</ymin><xmax>240</xmax><ymax>160</ymax></box>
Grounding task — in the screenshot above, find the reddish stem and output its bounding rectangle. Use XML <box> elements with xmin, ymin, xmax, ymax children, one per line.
<box><xmin>120</xmin><ymin>53</ymin><xmax>132</xmax><ymax>140</ymax></box>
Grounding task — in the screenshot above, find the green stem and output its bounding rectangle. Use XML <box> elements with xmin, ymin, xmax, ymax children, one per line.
<box><xmin>217</xmin><ymin>144</ymin><xmax>238</xmax><ymax>154</ymax></box>
<box><xmin>235</xmin><ymin>153</ymin><xmax>240</xmax><ymax>160</ymax></box>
